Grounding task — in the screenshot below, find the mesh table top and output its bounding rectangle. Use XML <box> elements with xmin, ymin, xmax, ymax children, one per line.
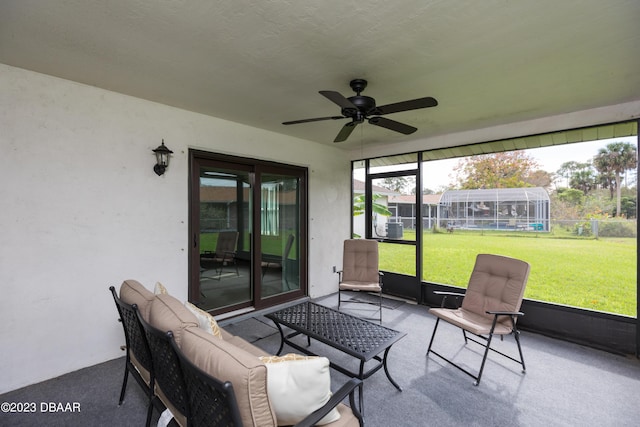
<box><xmin>266</xmin><ymin>301</ymin><xmax>406</xmax><ymax>361</ymax></box>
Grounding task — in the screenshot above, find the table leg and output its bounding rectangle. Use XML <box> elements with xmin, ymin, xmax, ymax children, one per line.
<box><xmin>359</xmin><ymin>361</ymin><xmax>365</xmax><ymax>415</ymax></box>
<box><xmin>383</xmin><ymin>347</ymin><xmax>402</xmax><ymax>391</ymax></box>
<box><xmin>272</xmin><ymin>322</ymin><xmax>285</xmax><ymax>355</ymax></box>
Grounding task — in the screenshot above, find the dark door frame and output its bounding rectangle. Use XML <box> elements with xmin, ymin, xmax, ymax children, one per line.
<box><xmin>189</xmin><ymin>149</ymin><xmax>308</xmax><ymax>315</ymax></box>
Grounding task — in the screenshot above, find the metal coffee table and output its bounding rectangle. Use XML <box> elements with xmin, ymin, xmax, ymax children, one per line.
<box><xmin>265</xmin><ymin>301</ymin><xmax>406</xmax><ymax>412</ymax></box>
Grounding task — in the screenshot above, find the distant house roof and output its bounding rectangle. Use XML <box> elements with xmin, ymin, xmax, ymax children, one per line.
<box><xmin>388</xmin><ymin>194</ymin><xmax>442</xmax><ymax>206</ymax></box>
<box><xmin>353</xmin><ymin>179</ymin><xmax>399</xmax><ymax>196</ymax></box>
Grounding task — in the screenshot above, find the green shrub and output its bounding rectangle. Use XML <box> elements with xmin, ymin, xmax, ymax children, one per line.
<box><xmin>573</xmin><ymin>220</ymin><xmax>592</xmax><ymax>236</ymax></box>
<box><xmin>599</xmin><ymin>221</ymin><xmax>637</xmax><ymax>238</ymax></box>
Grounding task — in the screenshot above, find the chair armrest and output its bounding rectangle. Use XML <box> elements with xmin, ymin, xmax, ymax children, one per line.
<box><xmin>336</xmin><ymin>270</ymin><xmax>343</xmax><ymax>281</ymax></box>
<box><xmin>433</xmin><ymin>290</ymin><xmax>465</xmax><ymax>308</ymax></box>
<box><xmin>486</xmin><ymin>310</ymin><xmax>524</xmax><ymax>317</ymax></box>
<box><xmin>433</xmin><ymin>291</ymin><xmax>465</xmax><ymax>297</ymax></box>
<box><xmin>293</xmin><ymin>378</ymin><xmax>363</xmax><ymax>427</ymax></box>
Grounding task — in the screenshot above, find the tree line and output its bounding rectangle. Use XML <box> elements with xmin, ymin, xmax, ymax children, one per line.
<box><xmin>449</xmin><ymin>141</ymin><xmax>637</xmax><ymax>218</ymax></box>
<box><xmin>374</xmin><ymin>141</ymin><xmax>637</xmax><ymax>219</ymax></box>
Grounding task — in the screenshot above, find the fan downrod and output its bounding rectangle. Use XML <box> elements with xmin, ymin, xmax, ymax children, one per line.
<box><xmin>349</xmin><ymin>79</ymin><xmax>368</xmax><ymax>95</ymax></box>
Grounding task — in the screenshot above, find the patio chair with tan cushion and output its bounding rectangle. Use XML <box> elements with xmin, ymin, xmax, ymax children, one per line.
<box><xmin>337</xmin><ymin>239</ymin><xmax>383</xmax><ymax>322</ymax></box>
<box><xmin>426</xmin><ymin>253</ymin><xmax>530</xmax><ymax>385</ymax></box>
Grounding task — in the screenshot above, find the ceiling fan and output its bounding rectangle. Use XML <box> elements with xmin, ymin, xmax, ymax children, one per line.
<box><xmin>282</xmin><ymin>79</ymin><xmax>438</xmax><ymax>143</ymax></box>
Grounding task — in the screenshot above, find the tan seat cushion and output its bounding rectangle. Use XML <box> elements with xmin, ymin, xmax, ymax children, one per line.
<box><xmin>119</xmin><ymin>279</ymin><xmax>155</xmax><ymax>321</ymax></box>
<box><xmin>180</xmin><ymin>327</ymin><xmax>276</xmax><ymax>427</ymax></box>
<box><xmin>339</xmin><ymin>281</ymin><xmax>382</xmax><ymax>292</ymax></box>
<box><xmin>129</xmin><ymin>351</ymin><xmax>151</xmax><ymax>386</ymax></box>
<box><xmin>148</xmin><ymin>293</ymin><xmax>198</xmax><ymax>346</ymax></box>
<box><xmin>429</xmin><ymin>307</ymin><xmax>513</xmax><ymax>335</ymax></box>
<box><xmin>225</xmin><ymin>335</ymin><xmax>271</xmax><ymax>357</ymax></box>
<box><xmin>330</xmin><ymin>404</ymin><xmax>362</xmax><ymax>427</ymax></box>
<box><xmin>217</xmin><ymin>327</ymin><xmax>270</xmax><ymax>357</ymax></box>
<box><xmin>156</xmin><ymin>386</ymin><xmax>187</xmax><ymax>427</ymax></box>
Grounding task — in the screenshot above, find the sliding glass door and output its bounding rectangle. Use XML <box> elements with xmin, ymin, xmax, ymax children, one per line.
<box><xmin>190</xmin><ymin>151</ymin><xmax>306</xmax><ymax>315</ymax></box>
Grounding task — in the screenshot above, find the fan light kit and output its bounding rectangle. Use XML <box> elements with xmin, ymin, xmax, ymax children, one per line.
<box><xmin>282</xmin><ymin>79</ymin><xmax>438</xmax><ymax>142</ymax></box>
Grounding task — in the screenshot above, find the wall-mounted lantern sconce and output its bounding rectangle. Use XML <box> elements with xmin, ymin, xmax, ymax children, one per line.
<box><xmin>153</xmin><ymin>139</ymin><xmax>173</xmax><ymax>176</ymax></box>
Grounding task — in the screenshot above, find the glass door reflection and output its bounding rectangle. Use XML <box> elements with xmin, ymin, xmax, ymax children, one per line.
<box><xmin>198</xmin><ymin>167</ymin><xmax>252</xmax><ymax>312</ymax></box>
<box><xmin>260</xmin><ymin>173</ymin><xmax>300</xmax><ymax>297</ymax></box>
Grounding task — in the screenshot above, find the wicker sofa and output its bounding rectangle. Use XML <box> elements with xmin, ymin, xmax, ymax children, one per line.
<box><xmin>114</xmin><ymin>280</ymin><xmax>363</xmax><ymax>427</ymax></box>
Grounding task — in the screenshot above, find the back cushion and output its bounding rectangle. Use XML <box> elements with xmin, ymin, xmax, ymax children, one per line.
<box><xmin>148</xmin><ymin>293</ymin><xmax>198</xmax><ymax>346</ymax></box>
<box><xmin>342</xmin><ymin>239</ymin><xmax>379</xmax><ymax>283</ymax></box>
<box><xmin>462</xmin><ymin>254</ymin><xmax>530</xmax><ymax>322</ymax></box>
<box><xmin>181</xmin><ymin>327</ymin><xmax>276</xmax><ymax>427</ymax></box>
<box><xmin>119</xmin><ymin>280</ymin><xmax>155</xmax><ymax>321</ymax></box>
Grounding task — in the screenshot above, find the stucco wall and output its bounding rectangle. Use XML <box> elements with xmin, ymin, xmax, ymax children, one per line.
<box><xmin>0</xmin><ymin>64</ymin><xmax>351</xmax><ymax>393</ymax></box>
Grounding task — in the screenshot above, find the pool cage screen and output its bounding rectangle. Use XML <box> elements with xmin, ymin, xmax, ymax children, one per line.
<box><xmin>439</xmin><ymin>187</ymin><xmax>550</xmax><ymax>231</ymax></box>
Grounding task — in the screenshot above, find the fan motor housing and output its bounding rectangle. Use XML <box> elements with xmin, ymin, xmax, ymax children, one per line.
<box><xmin>344</xmin><ymin>95</ymin><xmax>376</xmax><ymax>117</ymax></box>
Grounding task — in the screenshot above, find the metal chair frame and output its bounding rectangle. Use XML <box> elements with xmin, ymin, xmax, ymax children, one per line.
<box><xmin>170</xmin><ymin>336</ymin><xmax>243</xmax><ymax>427</ymax></box>
<box><xmin>427</xmin><ymin>291</ymin><xmax>526</xmax><ymax>386</ymax></box>
<box><xmin>135</xmin><ymin>307</ymin><xmax>190</xmax><ymax>427</ymax></box>
<box><xmin>109</xmin><ymin>286</ymin><xmax>156</xmax><ymax>426</ymax></box>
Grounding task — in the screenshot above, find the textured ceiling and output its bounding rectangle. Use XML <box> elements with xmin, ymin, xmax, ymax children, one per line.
<box><xmin>1</xmin><ymin>0</ymin><xmax>639</xmax><ymax>150</ymax></box>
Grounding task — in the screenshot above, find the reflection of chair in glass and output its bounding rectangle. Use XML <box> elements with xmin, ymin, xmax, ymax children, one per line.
<box><xmin>261</xmin><ymin>234</ymin><xmax>295</xmax><ymax>290</ymax></box>
<box><xmin>201</xmin><ymin>231</ymin><xmax>239</xmax><ymax>280</ymax></box>
<box><xmin>337</xmin><ymin>239</ymin><xmax>383</xmax><ymax>322</ymax></box>
<box><xmin>426</xmin><ymin>253</ymin><xmax>530</xmax><ymax>385</ymax></box>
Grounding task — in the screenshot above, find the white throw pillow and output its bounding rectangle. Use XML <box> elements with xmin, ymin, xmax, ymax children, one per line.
<box><xmin>184</xmin><ymin>302</ymin><xmax>223</xmax><ymax>339</ymax></box>
<box><xmin>154</xmin><ymin>281</ymin><xmax>168</xmax><ymax>295</ymax></box>
<box><xmin>259</xmin><ymin>354</ymin><xmax>340</xmax><ymax>426</ymax></box>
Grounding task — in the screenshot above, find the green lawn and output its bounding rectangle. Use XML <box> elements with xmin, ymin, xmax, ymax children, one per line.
<box><xmin>380</xmin><ymin>230</ymin><xmax>637</xmax><ymax>317</ymax></box>
<box><xmin>202</xmin><ymin>230</ymin><xmax>636</xmax><ymax>317</ymax></box>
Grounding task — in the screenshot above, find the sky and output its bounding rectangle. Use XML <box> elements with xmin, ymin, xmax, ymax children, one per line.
<box><xmin>423</xmin><ymin>136</ymin><xmax>637</xmax><ymax>191</ymax></box>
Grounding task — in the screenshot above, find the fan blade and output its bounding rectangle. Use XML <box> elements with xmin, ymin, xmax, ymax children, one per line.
<box><xmin>368</xmin><ymin>116</ymin><xmax>417</xmax><ymax>135</ymax></box>
<box><xmin>334</xmin><ymin>122</ymin><xmax>358</xmax><ymax>143</ymax></box>
<box><xmin>282</xmin><ymin>116</ymin><xmax>345</xmax><ymax>125</ymax></box>
<box><xmin>374</xmin><ymin>97</ymin><xmax>438</xmax><ymax>115</ymax></box>
<box><xmin>319</xmin><ymin>90</ymin><xmax>358</xmax><ymax>110</ymax></box>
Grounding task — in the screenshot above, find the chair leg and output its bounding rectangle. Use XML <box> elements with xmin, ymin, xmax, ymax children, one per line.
<box><xmin>145</xmin><ymin>398</ymin><xmax>154</xmax><ymax>427</ymax></box>
<box><xmin>474</xmin><ymin>332</ymin><xmax>495</xmax><ymax>386</ymax></box>
<box><xmin>118</xmin><ymin>364</ymin><xmax>129</xmax><ymax>405</ymax></box>
<box><xmin>338</xmin><ymin>290</ymin><xmax>341</xmax><ymax>309</ymax></box>
<box><xmin>426</xmin><ymin>318</ymin><xmax>441</xmax><ymax>354</ymax></box>
<box><xmin>514</xmin><ymin>329</ymin><xmax>526</xmax><ymax>373</ymax></box>
<box><xmin>378</xmin><ymin>291</ymin><xmax>382</xmax><ymax>323</ymax></box>
<box><xmin>144</xmin><ymin>376</ymin><xmax>156</xmax><ymax>427</ymax></box>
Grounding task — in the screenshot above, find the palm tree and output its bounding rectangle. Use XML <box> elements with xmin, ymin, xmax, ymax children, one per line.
<box><xmin>352</xmin><ymin>193</ymin><xmax>392</xmax><ymax>217</ymax></box>
<box><xmin>593</xmin><ymin>142</ymin><xmax>637</xmax><ymax>217</ymax></box>
<box><xmin>569</xmin><ymin>168</ymin><xmax>597</xmax><ymax>194</ymax></box>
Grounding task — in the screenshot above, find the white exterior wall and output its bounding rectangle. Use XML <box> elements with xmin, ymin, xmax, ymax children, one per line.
<box><xmin>0</xmin><ymin>64</ymin><xmax>351</xmax><ymax>393</ymax></box>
